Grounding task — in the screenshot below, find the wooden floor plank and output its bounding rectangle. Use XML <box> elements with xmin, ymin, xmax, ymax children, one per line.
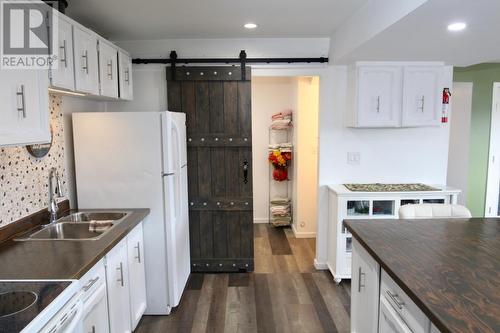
<box><xmin>302</xmin><ymin>273</ymin><xmax>339</xmax><ymax>333</ymax></box>
<box><xmin>267</xmin><ymin>227</ymin><xmax>293</xmax><ymax>255</ymax></box>
<box><xmin>254</xmin><ymin>273</ymin><xmax>276</xmax><ymax>333</ymax></box>
<box><xmin>311</xmin><ymin>272</ymin><xmax>351</xmax><ymax>333</ymax></box>
<box><xmin>228</xmin><ymin>273</ymin><xmax>250</xmax><ymax>287</ymax></box>
<box><xmin>187</xmin><ymin>273</ymin><xmax>205</xmax><ymax>290</ymax></box>
<box><xmin>135</xmin><ymin>225</ymin><xmax>351</xmax><ymax>333</ymax></box>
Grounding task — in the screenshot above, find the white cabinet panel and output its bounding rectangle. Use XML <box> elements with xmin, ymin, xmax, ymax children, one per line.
<box><xmin>74</xmin><ymin>26</ymin><xmax>99</xmax><ymax>95</ymax></box>
<box><xmin>0</xmin><ymin>70</ymin><xmax>50</xmax><ymax>146</ymax></box>
<box><xmin>356</xmin><ymin>66</ymin><xmax>402</xmax><ymax>127</ymax></box>
<box><xmin>99</xmin><ymin>41</ymin><xmax>119</xmax><ymax>98</ymax></box>
<box><xmin>119</xmin><ymin>51</ymin><xmax>133</xmax><ymax>100</ymax></box>
<box><xmin>50</xmin><ymin>15</ymin><xmax>75</xmax><ymax>91</ymax></box>
<box><xmin>127</xmin><ymin>222</ymin><xmax>147</xmax><ymax>330</ymax></box>
<box><xmin>106</xmin><ymin>238</ymin><xmax>132</xmax><ymax>333</ymax></box>
<box><xmin>402</xmin><ymin>66</ymin><xmax>442</xmax><ymax>127</ymax></box>
<box><xmin>82</xmin><ymin>284</ymin><xmax>110</xmax><ymax>333</ymax></box>
<box><xmin>351</xmin><ymin>238</ymin><xmax>380</xmax><ymax>333</ymax></box>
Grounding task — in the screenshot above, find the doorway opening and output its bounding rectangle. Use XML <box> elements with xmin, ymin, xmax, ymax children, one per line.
<box><xmin>485</xmin><ymin>82</ymin><xmax>500</xmax><ymax>216</ymax></box>
<box><xmin>251</xmin><ymin>76</ymin><xmax>320</xmax><ymax>239</ymax></box>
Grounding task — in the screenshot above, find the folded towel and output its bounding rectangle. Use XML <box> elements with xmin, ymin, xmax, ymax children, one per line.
<box><xmin>270</xmin><ymin>197</ymin><xmax>290</xmax><ymax>204</ymax></box>
<box><xmin>89</xmin><ymin>220</ymin><xmax>114</xmax><ymax>233</ymax></box>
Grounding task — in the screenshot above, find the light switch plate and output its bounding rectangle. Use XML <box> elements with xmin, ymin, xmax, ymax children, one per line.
<box><xmin>347</xmin><ymin>152</ymin><xmax>360</xmax><ymax>165</ymax></box>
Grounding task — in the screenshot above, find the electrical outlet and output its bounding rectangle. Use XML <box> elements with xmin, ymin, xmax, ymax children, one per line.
<box><xmin>347</xmin><ymin>152</ymin><xmax>360</xmax><ymax>165</ymax></box>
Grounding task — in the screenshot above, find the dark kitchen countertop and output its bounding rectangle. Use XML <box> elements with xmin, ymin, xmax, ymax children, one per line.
<box><xmin>344</xmin><ymin>218</ymin><xmax>500</xmax><ymax>333</ymax></box>
<box><xmin>0</xmin><ymin>209</ymin><xmax>149</xmax><ymax>280</ymax></box>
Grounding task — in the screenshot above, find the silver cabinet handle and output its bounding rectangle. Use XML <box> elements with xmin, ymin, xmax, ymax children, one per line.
<box><xmin>386</xmin><ymin>290</ymin><xmax>405</xmax><ymax>310</ymax></box>
<box><xmin>117</xmin><ymin>262</ymin><xmax>124</xmax><ymax>287</ymax></box>
<box><xmin>82</xmin><ymin>276</ymin><xmax>99</xmax><ymax>292</ymax></box>
<box><xmin>82</xmin><ymin>50</ymin><xmax>89</xmax><ymax>74</ymax></box>
<box><xmin>107</xmin><ymin>60</ymin><xmax>113</xmax><ymax>79</ymax></box>
<box><xmin>420</xmin><ymin>95</ymin><xmax>425</xmax><ymax>112</ymax></box>
<box><xmin>376</xmin><ymin>96</ymin><xmax>381</xmax><ymax>113</ymax></box>
<box><xmin>135</xmin><ymin>242</ymin><xmax>141</xmax><ymax>263</ymax></box>
<box><xmin>125</xmin><ymin>68</ymin><xmax>130</xmax><ymax>84</ymax></box>
<box><xmin>60</xmin><ymin>40</ymin><xmax>67</xmax><ymax>68</ymax></box>
<box><xmin>358</xmin><ymin>267</ymin><xmax>365</xmax><ymax>292</ymax></box>
<box><xmin>16</xmin><ymin>85</ymin><xmax>26</xmax><ymax>118</ymax></box>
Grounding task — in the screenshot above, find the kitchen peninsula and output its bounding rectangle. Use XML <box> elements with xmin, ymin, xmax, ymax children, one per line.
<box><xmin>345</xmin><ymin>217</ymin><xmax>500</xmax><ymax>333</ymax></box>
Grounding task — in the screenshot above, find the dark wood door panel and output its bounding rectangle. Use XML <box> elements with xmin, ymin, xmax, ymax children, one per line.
<box><xmin>167</xmin><ymin>66</ymin><xmax>253</xmax><ymax>273</ymax></box>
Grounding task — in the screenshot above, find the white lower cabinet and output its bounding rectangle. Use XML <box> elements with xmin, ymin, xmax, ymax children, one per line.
<box><xmin>350</xmin><ymin>239</ymin><xmax>436</xmax><ymax>333</ymax></box>
<box><xmin>105</xmin><ymin>221</ymin><xmax>147</xmax><ymax>333</ymax></box>
<box><xmin>106</xmin><ymin>238</ymin><xmax>132</xmax><ymax>333</ymax></box>
<box><xmin>351</xmin><ymin>239</ymin><xmax>380</xmax><ymax>333</ymax></box>
<box><xmin>127</xmin><ymin>223</ymin><xmax>147</xmax><ymax>330</ymax></box>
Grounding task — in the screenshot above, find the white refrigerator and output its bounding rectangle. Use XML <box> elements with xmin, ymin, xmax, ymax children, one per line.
<box><xmin>72</xmin><ymin>111</ymin><xmax>190</xmax><ymax>315</ymax></box>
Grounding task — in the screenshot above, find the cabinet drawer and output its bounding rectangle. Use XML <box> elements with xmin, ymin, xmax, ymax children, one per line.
<box><xmin>80</xmin><ymin>258</ymin><xmax>106</xmax><ymax>302</ymax></box>
<box><xmin>381</xmin><ymin>269</ymin><xmax>430</xmax><ymax>333</ymax></box>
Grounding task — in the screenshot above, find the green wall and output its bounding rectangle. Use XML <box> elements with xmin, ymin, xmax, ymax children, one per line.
<box><xmin>454</xmin><ymin>64</ymin><xmax>500</xmax><ymax>216</ymax></box>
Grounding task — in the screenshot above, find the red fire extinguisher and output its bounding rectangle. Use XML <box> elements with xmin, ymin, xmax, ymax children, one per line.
<box><xmin>442</xmin><ymin>88</ymin><xmax>451</xmax><ymax>123</ymax></box>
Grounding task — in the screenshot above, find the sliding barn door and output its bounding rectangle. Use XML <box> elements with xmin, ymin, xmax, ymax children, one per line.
<box><xmin>167</xmin><ymin>67</ymin><xmax>253</xmax><ymax>272</ymax></box>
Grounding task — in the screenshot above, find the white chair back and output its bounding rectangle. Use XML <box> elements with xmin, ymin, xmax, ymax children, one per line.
<box><xmin>398</xmin><ymin>204</ymin><xmax>471</xmax><ymax>219</ymax></box>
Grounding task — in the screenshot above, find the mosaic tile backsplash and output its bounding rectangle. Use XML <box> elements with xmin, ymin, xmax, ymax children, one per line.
<box><xmin>0</xmin><ymin>95</ymin><xmax>68</xmax><ymax>226</ymax></box>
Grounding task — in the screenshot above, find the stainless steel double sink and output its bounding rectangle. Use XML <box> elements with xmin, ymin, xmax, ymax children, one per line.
<box><xmin>15</xmin><ymin>212</ymin><xmax>130</xmax><ymax>241</ymax></box>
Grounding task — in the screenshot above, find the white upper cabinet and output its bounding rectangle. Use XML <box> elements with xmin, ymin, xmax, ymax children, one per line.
<box><xmin>99</xmin><ymin>40</ymin><xmax>119</xmax><ymax>98</ymax></box>
<box><xmin>119</xmin><ymin>51</ymin><xmax>133</xmax><ymax>100</ymax></box>
<box><xmin>73</xmin><ymin>26</ymin><xmax>99</xmax><ymax>95</ymax></box>
<box><xmin>50</xmin><ymin>14</ymin><xmax>75</xmax><ymax>91</ymax></box>
<box><xmin>0</xmin><ymin>70</ymin><xmax>50</xmax><ymax>147</ymax></box>
<box><xmin>354</xmin><ymin>66</ymin><xmax>402</xmax><ymax>127</ymax></box>
<box><xmin>402</xmin><ymin>66</ymin><xmax>443</xmax><ymax>127</ymax></box>
<box><xmin>348</xmin><ymin>62</ymin><xmax>446</xmax><ymax>128</ymax></box>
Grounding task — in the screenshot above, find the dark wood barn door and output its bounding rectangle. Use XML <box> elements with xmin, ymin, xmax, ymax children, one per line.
<box><xmin>167</xmin><ymin>66</ymin><xmax>253</xmax><ymax>272</ymax></box>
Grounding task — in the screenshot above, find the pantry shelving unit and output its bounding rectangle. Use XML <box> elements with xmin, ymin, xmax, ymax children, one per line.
<box><xmin>268</xmin><ymin>126</ymin><xmax>293</xmax><ymax>227</ymax></box>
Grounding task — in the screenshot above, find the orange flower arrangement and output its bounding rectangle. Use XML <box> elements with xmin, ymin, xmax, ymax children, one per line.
<box><xmin>268</xmin><ymin>150</ymin><xmax>292</xmax><ymax>181</ymax></box>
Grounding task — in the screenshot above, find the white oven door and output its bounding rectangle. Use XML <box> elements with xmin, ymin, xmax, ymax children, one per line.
<box><xmin>379</xmin><ymin>296</ymin><xmax>412</xmax><ymax>333</ymax></box>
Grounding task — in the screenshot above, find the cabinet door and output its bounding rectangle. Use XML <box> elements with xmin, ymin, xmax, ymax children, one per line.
<box><xmin>351</xmin><ymin>238</ymin><xmax>380</xmax><ymax>333</ymax></box>
<box><xmin>105</xmin><ymin>239</ymin><xmax>132</xmax><ymax>333</ymax></box>
<box><xmin>74</xmin><ymin>26</ymin><xmax>99</xmax><ymax>95</ymax></box>
<box><xmin>357</xmin><ymin>66</ymin><xmax>402</xmax><ymax>127</ymax></box>
<box><xmin>118</xmin><ymin>51</ymin><xmax>133</xmax><ymax>100</ymax></box>
<box><xmin>50</xmin><ymin>15</ymin><xmax>75</xmax><ymax>90</ymax></box>
<box><xmin>402</xmin><ymin>66</ymin><xmax>442</xmax><ymax>127</ymax></box>
<box><xmin>83</xmin><ymin>284</ymin><xmax>110</xmax><ymax>333</ymax></box>
<box><xmin>127</xmin><ymin>222</ymin><xmax>147</xmax><ymax>330</ymax></box>
<box><xmin>99</xmin><ymin>41</ymin><xmax>118</xmax><ymax>98</ymax></box>
<box><xmin>0</xmin><ymin>70</ymin><xmax>50</xmax><ymax>147</ymax></box>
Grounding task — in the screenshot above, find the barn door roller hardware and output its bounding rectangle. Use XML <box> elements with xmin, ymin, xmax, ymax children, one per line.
<box><xmin>133</xmin><ymin>50</ymin><xmax>329</xmax><ymax>80</ymax></box>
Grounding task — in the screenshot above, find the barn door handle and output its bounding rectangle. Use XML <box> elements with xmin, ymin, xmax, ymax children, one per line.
<box><xmin>243</xmin><ymin>160</ymin><xmax>249</xmax><ymax>184</ymax></box>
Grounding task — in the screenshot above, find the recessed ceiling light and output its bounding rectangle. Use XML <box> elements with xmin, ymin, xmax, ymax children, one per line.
<box><xmin>447</xmin><ymin>22</ymin><xmax>467</xmax><ymax>32</ymax></box>
<box><xmin>244</xmin><ymin>23</ymin><xmax>258</xmax><ymax>29</ymax></box>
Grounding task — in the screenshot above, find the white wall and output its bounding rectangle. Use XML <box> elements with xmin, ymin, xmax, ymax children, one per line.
<box><xmin>447</xmin><ymin>82</ymin><xmax>473</xmax><ymax>205</ymax></box>
<box><xmin>294</xmin><ymin>77</ymin><xmax>320</xmax><ymax>237</ymax></box>
<box><xmin>251</xmin><ymin>77</ymin><xmax>297</xmax><ymax>224</ymax></box>
<box><xmin>109</xmin><ymin>38</ymin><xmax>454</xmax><ymax>267</ymax></box>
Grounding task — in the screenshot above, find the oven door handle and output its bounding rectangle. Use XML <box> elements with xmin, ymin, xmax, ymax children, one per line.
<box><xmin>55</xmin><ymin>300</ymin><xmax>84</xmax><ymax>333</ymax></box>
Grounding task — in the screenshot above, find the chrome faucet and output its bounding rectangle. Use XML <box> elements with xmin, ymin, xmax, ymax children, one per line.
<box><xmin>48</xmin><ymin>167</ymin><xmax>64</xmax><ymax>224</ymax></box>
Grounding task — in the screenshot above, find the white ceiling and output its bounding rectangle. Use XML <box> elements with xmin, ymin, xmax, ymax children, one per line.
<box><xmin>65</xmin><ymin>0</ymin><xmax>367</xmax><ymax>40</ymax></box>
<box><xmin>340</xmin><ymin>0</ymin><xmax>500</xmax><ymax>66</ymax></box>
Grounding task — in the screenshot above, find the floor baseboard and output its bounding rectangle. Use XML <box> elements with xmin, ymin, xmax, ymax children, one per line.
<box><xmin>253</xmin><ymin>218</ymin><xmax>269</xmax><ymax>224</ymax></box>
